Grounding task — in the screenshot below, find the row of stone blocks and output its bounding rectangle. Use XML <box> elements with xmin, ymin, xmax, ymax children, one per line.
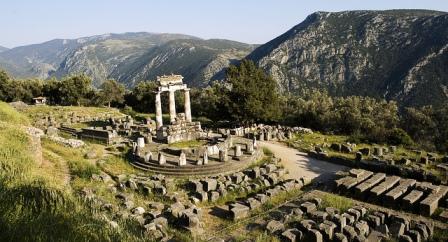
<box><xmin>336</xmin><ymin>169</ymin><xmax>448</xmax><ymax>216</ymax></box>
<box><xmin>228</xmin><ymin>178</ymin><xmax>305</xmax><ymax>221</ymax></box>
<box><xmin>186</xmin><ymin>163</ymin><xmax>288</xmax><ymax>204</ymax></box>
<box><xmin>260</xmin><ymin>197</ymin><xmax>435</xmax><ymax>242</ymax></box>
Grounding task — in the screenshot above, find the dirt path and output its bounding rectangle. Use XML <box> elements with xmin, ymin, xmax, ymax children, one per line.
<box><xmin>259</xmin><ymin>141</ymin><xmax>348</xmax><ymax>182</ymax></box>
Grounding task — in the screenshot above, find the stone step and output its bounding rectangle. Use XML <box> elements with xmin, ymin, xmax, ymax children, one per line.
<box><xmin>130</xmin><ymin>161</ymin><xmax>249</xmax><ymax>177</ymax></box>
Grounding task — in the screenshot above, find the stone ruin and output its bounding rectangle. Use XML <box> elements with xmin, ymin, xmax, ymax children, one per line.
<box><xmin>153</xmin><ymin>75</ymin><xmax>203</xmax><ymax>144</ymax></box>
<box><xmin>335</xmin><ymin>169</ymin><xmax>448</xmax><ymax>217</ymax></box>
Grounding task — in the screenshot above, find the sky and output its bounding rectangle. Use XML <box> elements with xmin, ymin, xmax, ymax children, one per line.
<box><xmin>1</xmin><ymin>0</ymin><xmax>448</xmax><ymax>48</ymax></box>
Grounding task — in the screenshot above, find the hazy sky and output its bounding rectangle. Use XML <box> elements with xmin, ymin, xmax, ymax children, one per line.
<box><xmin>1</xmin><ymin>0</ymin><xmax>448</xmax><ymax>48</ymax></box>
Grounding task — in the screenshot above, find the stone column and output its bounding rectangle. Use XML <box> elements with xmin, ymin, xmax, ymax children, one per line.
<box><xmin>169</xmin><ymin>90</ymin><xmax>176</xmax><ymax>123</ymax></box>
<box><xmin>155</xmin><ymin>92</ymin><xmax>163</xmax><ymax>128</ymax></box>
<box><xmin>184</xmin><ymin>88</ymin><xmax>192</xmax><ymax>122</ymax></box>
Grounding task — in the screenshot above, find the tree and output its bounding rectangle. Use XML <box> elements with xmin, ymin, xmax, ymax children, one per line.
<box><xmin>124</xmin><ymin>81</ymin><xmax>158</xmax><ymax>113</ymax></box>
<box><xmin>225</xmin><ymin>59</ymin><xmax>281</xmax><ymax>123</ymax></box>
<box><xmin>99</xmin><ymin>79</ymin><xmax>125</xmax><ymax>107</ymax></box>
<box><xmin>58</xmin><ymin>74</ymin><xmax>93</xmax><ymax>106</ymax></box>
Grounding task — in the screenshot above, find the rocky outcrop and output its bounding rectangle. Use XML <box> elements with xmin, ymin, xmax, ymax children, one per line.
<box><xmin>248</xmin><ymin>10</ymin><xmax>448</xmax><ymax>107</ymax></box>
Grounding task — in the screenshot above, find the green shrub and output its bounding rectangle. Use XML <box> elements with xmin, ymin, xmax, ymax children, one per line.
<box><xmin>387</xmin><ymin>128</ymin><xmax>414</xmax><ymax>146</ymax></box>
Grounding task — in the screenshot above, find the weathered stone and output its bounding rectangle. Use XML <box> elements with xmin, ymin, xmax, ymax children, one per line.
<box><xmin>419</xmin><ymin>185</ymin><xmax>448</xmax><ymax>216</ymax></box>
<box><xmin>131</xmin><ymin>206</ymin><xmax>145</xmax><ymax>215</ymax></box>
<box><xmin>195</xmin><ymin>191</ymin><xmax>208</xmax><ymax>202</ymax></box>
<box><xmin>299</xmin><ymin>219</ymin><xmax>317</xmax><ymax>230</ymax></box>
<box><xmin>354</xmin><ymin>173</ymin><xmax>386</xmax><ymax>195</ymax></box>
<box><xmin>169</xmin><ymin>202</ymin><xmax>185</xmax><ymax>218</ymax></box>
<box><xmin>354</xmin><ymin>221</ymin><xmax>369</xmax><ymax>237</ymax></box>
<box><xmin>265</xmin><ymin>220</ymin><xmax>285</xmax><ymax>234</ymax></box>
<box><xmin>305</xmin><ymin>229</ymin><xmax>323</xmax><ymax>242</ymax></box>
<box><xmin>342</xmin><ymin>225</ymin><xmax>357</xmax><ymax>240</ymax></box>
<box><xmin>158</xmin><ymin>153</ymin><xmax>166</xmax><ymax>165</ymax></box>
<box><xmin>281</xmin><ymin>228</ymin><xmax>303</xmax><ymax>242</ymax></box>
<box><xmin>319</xmin><ymin>222</ymin><xmax>336</xmax><ymax>241</ymax></box>
<box><xmin>373</xmin><ymin>147</ymin><xmax>383</xmax><ymax>156</ymax></box>
<box><xmin>300</xmin><ymin>202</ymin><xmax>317</xmax><ymax>214</ymax></box>
<box><xmin>229</xmin><ymin>203</ymin><xmax>250</xmax><ymax>221</ymax></box>
<box><xmin>414</xmin><ymin>223</ymin><xmax>429</xmax><ymax>240</ymax></box>
<box><xmin>246</xmin><ymin>197</ymin><xmax>261</xmax><ymax>210</ymax></box>
<box><xmin>398</xmin><ymin>234</ymin><xmax>413</xmax><ymax>242</ymax></box>
<box><xmin>310</xmin><ymin>211</ymin><xmax>328</xmax><ymax>223</ymax></box>
<box><xmin>341</xmin><ymin>213</ymin><xmax>355</xmax><ymax>225</ymax></box>
<box><xmin>333</xmin><ymin>233</ymin><xmax>348</xmax><ymax>242</ymax></box>
<box><xmin>178</xmin><ymin>151</ymin><xmax>187</xmax><ymax>166</ymax></box>
<box><xmin>208</xmin><ymin>191</ymin><xmax>220</xmax><ymax>202</ymax></box>
<box><xmin>369</xmin><ymin>176</ymin><xmax>401</xmax><ymax>197</ymax></box>
<box><xmin>234</xmin><ymin>145</ymin><xmax>242</xmax><ymax>157</ymax></box>
<box><xmin>402</xmin><ymin>189</ymin><xmax>424</xmax><ymax>207</ymax></box>
<box><xmin>265</xmin><ymin>164</ymin><xmax>278</xmax><ymax>173</ymax></box>
<box><xmin>405</xmin><ymin>230</ymin><xmax>421</xmax><ymax>242</ymax></box>
<box><xmin>385</xmin><ymin>179</ymin><xmax>417</xmax><ymax>203</ymax></box>
<box><xmin>347</xmin><ymin>209</ymin><xmax>361</xmax><ymax>221</ymax></box>
<box><xmin>219</xmin><ymin>149</ymin><xmax>228</xmax><ymax>162</ymax></box>
<box><xmin>390</xmin><ymin>222</ymin><xmax>406</xmax><ymax>237</ymax></box>
<box><xmin>201</xmin><ymin>179</ymin><xmax>218</xmax><ymax>191</ymax></box>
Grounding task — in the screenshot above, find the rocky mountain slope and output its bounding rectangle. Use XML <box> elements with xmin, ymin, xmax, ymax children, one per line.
<box><xmin>0</xmin><ymin>46</ymin><xmax>8</xmax><ymax>53</ymax></box>
<box><xmin>248</xmin><ymin>10</ymin><xmax>448</xmax><ymax>107</ymax></box>
<box><xmin>0</xmin><ymin>33</ymin><xmax>254</xmax><ymax>87</ymax></box>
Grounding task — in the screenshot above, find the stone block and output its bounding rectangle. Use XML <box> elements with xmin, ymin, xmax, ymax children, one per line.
<box><xmin>342</xmin><ymin>225</ymin><xmax>357</xmax><ymax>240</ymax></box>
<box><xmin>384</xmin><ymin>179</ymin><xmax>416</xmax><ymax>204</ymax></box>
<box><xmin>281</xmin><ymin>228</ymin><xmax>303</xmax><ymax>242</ymax></box>
<box><xmin>304</xmin><ymin>229</ymin><xmax>323</xmax><ymax>242</ymax></box>
<box><xmin>419</xmin><ymin>185</ymin><xmax>448</xmax><ymax>216</ymax></box>
<box><xmin>354</xmin><ymin>173</ymin><xmax>386</xmax><ymax>196</ymax></box>
<box><xmin>369</xmin><ymin>176</ymin><xmax>401</xmax><ymax>197</ymax></box>
<box><xmin>201</xmin><ymin>179</ymin><xmax>218</xmax><ymax>191</ymax></box>
<box><xmin>300</xmin><ymin>202</ymin><xmax>317</xmax><ymax>214</ymax></box>
<box><xmin>310</xmin><ymin>211</ymin><xmax>328</xmax><ymax>223</ymax></box>
<box><xmin>319</xmin><ymin>222</ymin><xmax>335</xmax><ymax>241</ymax></box>
<box><xmin>208</xmin><ymin>191</ymin><xmax>220</xmax><ymax>202</ymax></box>
<box><xmin>246</xmin><ymin>197</ymin><xmax>261</xmax><ymax>210</ymax></box>
<box><xmin>229</xmin><ymin>204</ymin><xmax>249</xmax><ymax>221</ymax></box>
<box><xmin>401</xmin><ymin>189</ymin><xmax>424</xmax><ymax>208</ymax></box>
<box><xmin>334</xmin><ymin>233</ymin><xmax>348</xmax><ymax>242</ymax></box>
<box><xmin>265</xmin><ymin>220</ymin><xmax>285</xmax><ymax>234</ymax></box>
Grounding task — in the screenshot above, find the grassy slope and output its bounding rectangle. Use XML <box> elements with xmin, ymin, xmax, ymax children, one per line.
<box><xmin>0</xmin><ymin>102</ymin><xmax>143</xmax><ymax>242</ymax></box>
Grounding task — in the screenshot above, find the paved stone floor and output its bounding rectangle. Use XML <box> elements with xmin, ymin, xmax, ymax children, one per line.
<box><xmin>260</xmin><ymin>141</ymin><xmax>348</xmax><ymax>182</ymax></box>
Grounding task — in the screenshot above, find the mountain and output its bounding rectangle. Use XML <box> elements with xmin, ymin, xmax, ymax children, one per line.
<box><xmin>0</xmin><ymin>32</ymin><xmax>254</xmax><ymax>87</ymax></box>
<box><xmin>115</xmin><ymin>39</ymin><xmax>254</xmax><ymax>87</ymax></box>
<box><xmin>248</xmin><ymin>10</ymin><xmax>448</xmax><ymax>107</ymax></box>
<box><xmin>0</xmin><ymin>46</ymin><xmax>8</xmax><ymax>53</ymax></box>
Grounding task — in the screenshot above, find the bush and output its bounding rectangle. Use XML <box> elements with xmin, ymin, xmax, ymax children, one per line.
<box><xmin>387</xmin><ymin>128</ymin><xmax>414</xmax><ymax>146</ymax></box>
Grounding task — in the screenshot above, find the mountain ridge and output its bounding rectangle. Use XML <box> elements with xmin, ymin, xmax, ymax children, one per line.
<box><xmin>247</xmin><ymin>9</ymin><xmax>448</xmax><ymax>107</ymax></box>
<box><xmin>0</xmin><ymin>32</ymin><xmax>254</xmax><ymax>87</ymax></box>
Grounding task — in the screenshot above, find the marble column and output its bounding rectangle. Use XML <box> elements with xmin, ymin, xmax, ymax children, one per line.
<box><xmin>184</xmin><ymin>88</ymin><xmax>192</xmax><ymax>122</ymax></box>
<box><xmin>169</xmin><ymin>90</ymin><xmax>176</xmax><ymax>123</ymax></box>
<box><xmin>155</xmin><ymin>92</ymin><xmax>163</xmax><ymax>129</ymax></box>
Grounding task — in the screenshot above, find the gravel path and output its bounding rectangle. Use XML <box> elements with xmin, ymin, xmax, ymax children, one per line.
<box><xmin>259</xmin><ymin>141</ymin><xmax>348</xmax><ymax>182</ymax></box>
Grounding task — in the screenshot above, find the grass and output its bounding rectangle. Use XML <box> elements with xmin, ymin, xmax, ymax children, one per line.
<box><xmin>100</xmin><ymin>155</ymin><xmax>138</xmax><ymax>176</ymax></box>
<box><xmin>287</xmin><ymin>132</ymin><xmax>446</xmax><ymax>180</ymax></box>
<box><xmin>42</xmin><ymin>139</ymin><xmax>101</xmax><ymax>179</ymax></box>
<box><xmin>0</xmin><ymin>102</ymin><xmax>149</xmax><ymax>241</ymax></box>
<box><xmin>169</xmin><ymin>140</ymin><xmax>207</xmax><ymax>149</ymax></box>
<box><xmin>0</xmin><ymin>102</ymin><xmax>30</xmax><ymax>125</ymax></box>
<box><xmin>20</xmin><ymin>105</ymin><xmax>124</xmax><ymax>125</ymax></box>
<box><xmin>320</xmin><ymin>193</ymin><xmax>354</xmax><ymax>212</ymax></box>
